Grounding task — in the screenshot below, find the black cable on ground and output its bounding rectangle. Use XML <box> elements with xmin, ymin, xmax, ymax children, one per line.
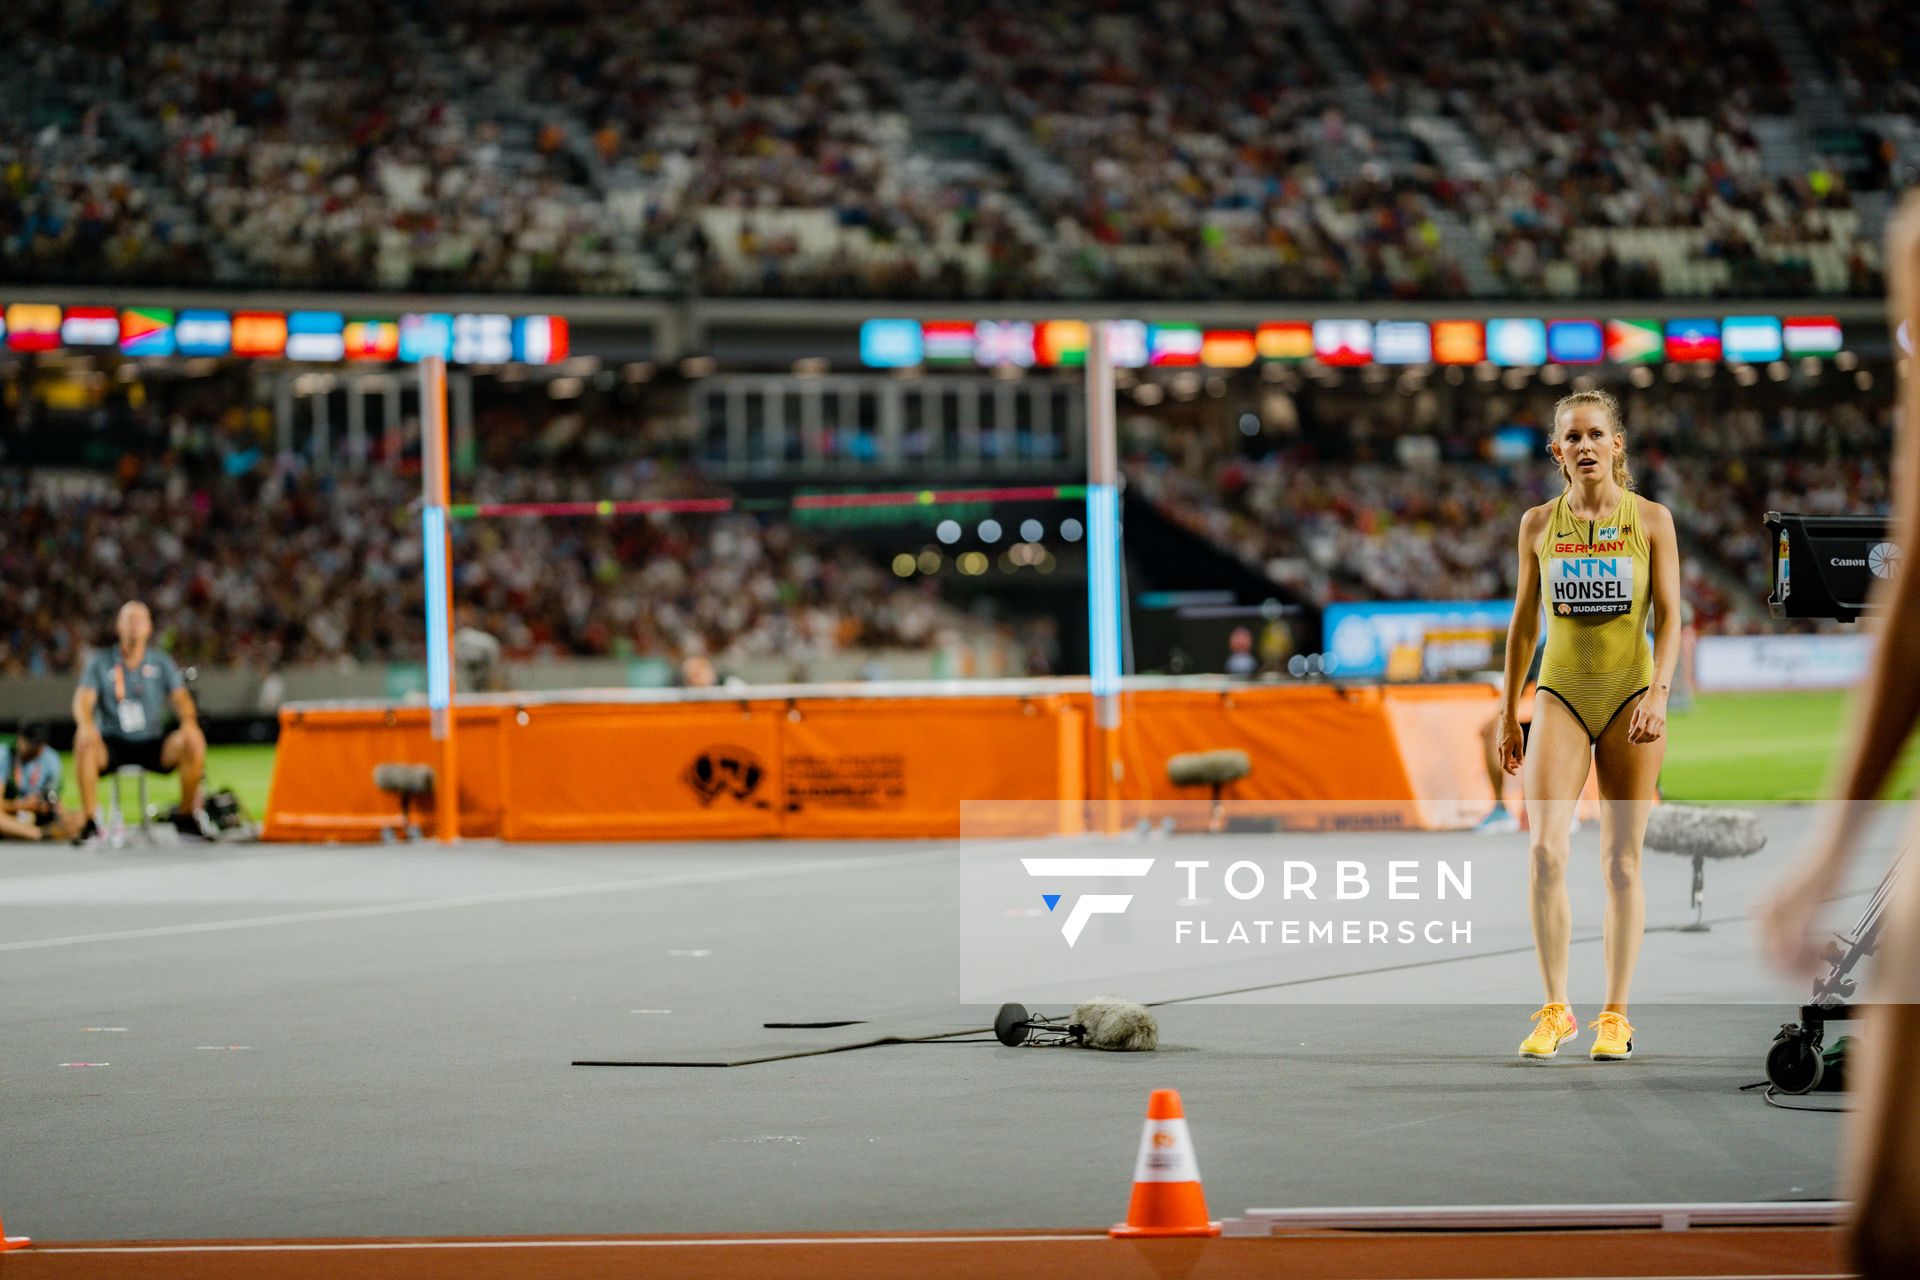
<box><xmin>1738</xmin><ymin>1080</ymin><xmax>1850</xmax><ymax>1113</ymax></box>
<box><xmin>577</xmin><ymin>888</ymin><xmax>1880</xmax><ymax>1066</ymax></box>
<box><xmin>573</xmin><ymin>1027</ymin><xmax>997</xmax><ymax>1068</ymax></box>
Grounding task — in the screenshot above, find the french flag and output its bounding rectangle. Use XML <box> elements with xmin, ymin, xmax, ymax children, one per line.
<box><xmin>514</xmin><ymin>315</ymin><xmax>569</xmax><ymax>365</ymax></box>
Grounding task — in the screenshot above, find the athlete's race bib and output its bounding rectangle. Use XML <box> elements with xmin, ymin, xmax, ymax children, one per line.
<box><xmin>1547</xmin><ymin>556</ymin><xmax>1635</xmax><ymax>617</ymax></box>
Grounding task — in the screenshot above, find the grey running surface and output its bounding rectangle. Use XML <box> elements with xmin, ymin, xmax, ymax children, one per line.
<box><xmin>0</xmin><ymin>807</ymin><xmax>1890</xmax><ymax>1240</ymax></box>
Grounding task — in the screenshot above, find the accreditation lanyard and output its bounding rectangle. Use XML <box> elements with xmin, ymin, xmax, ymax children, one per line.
<box><xmin>111</xmin><ymin>661</ymin><xmax>151</xmax><ymax>736</ymax></box>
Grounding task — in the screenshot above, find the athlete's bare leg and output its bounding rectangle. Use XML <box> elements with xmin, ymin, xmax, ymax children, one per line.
<box><xmin>1522</xmin><ymin>691</ymin><xmax>1594</xmax><ymax>1005</ymax></box>
<box><xmin>1592</xmin><ymin>692</ymin><xmax>1664</xmax><ymax>1013</ymax></box>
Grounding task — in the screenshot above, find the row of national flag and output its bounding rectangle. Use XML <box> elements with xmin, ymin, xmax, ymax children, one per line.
<box><xmin>0</xmin><ymin>304</ymin><xmax>569</xmax><ymax>365</ymax></box>
<box><xmin>860</xmin><ymin>316</ymin><xmax>1847</xmax><ymax>370</ymax></box>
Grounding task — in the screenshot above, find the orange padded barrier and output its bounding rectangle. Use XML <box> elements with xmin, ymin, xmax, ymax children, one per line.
<box><xmin>500</xmin><ymin>700</ymin><xmax>786</xmax><ymax>841</ymax></box>
<box><xmin>1092</xmin><ymin>683</ymin><xmax>1503</xmax><ymax>831</ymax></box>
<box><xmin>265</xmin><ymin>705</ymin><xmax>507</xmax><ymax>840</ymax></box>
<box><xmin>778</xmin><ymin>695</ymin><xmax>1085</xmax><ymax>839</ymax></box>
<box><xmin>263</xmin><ymin>683</ymin><xmax>1508</xmax><ymax>843</ymax></box>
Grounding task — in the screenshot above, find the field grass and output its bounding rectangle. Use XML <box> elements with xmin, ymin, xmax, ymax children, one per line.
<box><xmin>1659</xmin><ymin>689</ymin><xmax>1920</xmax><ymax>803</ymax></box>
<box><xmin>35</xmin><ymin>690</ymin><xmax>1909</xmax><ymax>825</ymax></box>
<box><xmin>55</xmin><ymin>743</ymin><xmax>278</xmax><ymax>819</ymax></box>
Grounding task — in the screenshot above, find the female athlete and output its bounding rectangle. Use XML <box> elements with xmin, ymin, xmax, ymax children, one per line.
<box><xmin>1497</xmin><ymin>389</ymin><xmax>1683</xmax><ymax>1061</ymax></box>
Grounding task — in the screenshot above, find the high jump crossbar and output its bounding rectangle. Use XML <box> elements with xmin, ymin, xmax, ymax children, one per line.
<box><xmin>414</xmin><ymin>335</ymin><xmax>1130</xmax><ymax>839</ymax></box>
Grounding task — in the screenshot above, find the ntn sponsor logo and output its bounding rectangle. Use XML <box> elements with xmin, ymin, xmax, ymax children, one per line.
<box><xmin>1552</xmin><ymin>557</ymin><xmax>1629</xmax><ymax>576</ymax></box>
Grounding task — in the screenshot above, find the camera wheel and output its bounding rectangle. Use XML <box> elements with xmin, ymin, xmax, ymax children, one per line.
<box><xmin>1767</xmin><ymin>1024</ymin><xmax>1825</xmax><ymax>1095</ymax></box>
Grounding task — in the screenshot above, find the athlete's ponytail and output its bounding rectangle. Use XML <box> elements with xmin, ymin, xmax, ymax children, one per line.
<box><xmin>1551</xmin><ymin>389</ymin><xmax>1632</xmax><ymax>491</ymax></box>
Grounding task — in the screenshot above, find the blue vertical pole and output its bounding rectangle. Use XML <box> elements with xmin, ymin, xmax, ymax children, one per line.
<box><xmin>419</xmin><ymin>357</ymin><xmax>458</xmax><ymax>841</ymax></box>
<box><xmin>1084</xmin><ymin>322</ymin><xmax>1124</xmax><ymax>818</ymax></box>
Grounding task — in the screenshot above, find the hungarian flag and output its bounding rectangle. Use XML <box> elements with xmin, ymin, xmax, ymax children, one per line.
<box><xmin>1664</xmin><ymin>319</ymin><xmax>1721</xmax><ymax>363</ymax></box>
<box><xmin>922</xmin><ymin>321</ymin><xmax>975</xmax><ymax>365</ymax></box>
<box><xmin>1605</xmin><ymin>319</ymin><xmax>1663</xmax><ymax>363</ymax></box>
<box><xmin>1782</xmin><ymin>315</ymin><xmax>1842</xmax><ymax>357</ymax></box>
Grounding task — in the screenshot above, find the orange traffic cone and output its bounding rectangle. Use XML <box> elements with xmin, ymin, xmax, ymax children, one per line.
<box><xmin>0</xmin><ymin>1207</ymin><xmax>28</xmax><ymax>1251</ymax></box>
<box><xmin>1110</xmin><ymin>1088</ymin><xmax>1221</xmax><ymax>1238</ymax></box>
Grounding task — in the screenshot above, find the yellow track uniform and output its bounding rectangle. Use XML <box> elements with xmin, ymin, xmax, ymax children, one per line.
<box><xmin>1535</xmin><ymin>489</ymin><xmax>1655</xmax><ymax>742</ymax></box>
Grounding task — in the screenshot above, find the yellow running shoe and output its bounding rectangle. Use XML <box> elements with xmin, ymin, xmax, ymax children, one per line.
<box><xmin>1589</xmin><ymin>1011</ymin><xmax>1635</xmax><ymax>1061</ymax></box>
<box><xmin>1518</xmin><ymin>1003</ymin><xmax>1578</xmax><ymax>1059</ymax></box>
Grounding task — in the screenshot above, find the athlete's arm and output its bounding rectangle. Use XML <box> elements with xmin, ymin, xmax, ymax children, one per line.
<box><xmin>1501</xmin><ymin>505</ymin><xmax>1546</xmax><ymax>723</ymax></box>
<box><xmin>1495</xmin><ymin>506</ymin><xmax>1547</xmax><ymax>774</ymax></box>
<box><xmin>1627</xmin><ymin>502</ymin><xmax>1682</xmax><ymax>744</ymax></box>
<box><xmin>1765</xmin><ymin>193</ymin><xmax>1920</xmax><ymax>972</ymax></box>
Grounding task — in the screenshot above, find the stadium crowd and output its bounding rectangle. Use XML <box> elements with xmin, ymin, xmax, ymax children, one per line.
<box><xmin>1125</xmin><ymin>395</ymin><xmax>1895</xmax><ymax>636</ymax></box>
<box><xmin>0</xmin><ymin>0</ymin><xmax>1907</xmax><ymax>299</ymax></box>
<box><xmin>0</xmin><ymin>458</ymin><xmax>1013</xmax><ymax>679</ymax></box>
<box><xmin>2</xmin><ymin>383</ymin><xmax>1890</xmax><ymax>683</ymax></box>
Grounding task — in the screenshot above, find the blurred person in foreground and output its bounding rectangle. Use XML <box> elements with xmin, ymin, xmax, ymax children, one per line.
<box><xmin>1762</xmin><ymin>195</ymin><xmax>1920</xmax><ymax>1278</ymax></box>
<box><xmin>0</xmin><ymin>722</ymin><xmax>78</xmax><ymax>841</ymax></box>
<box><xmin>70</xmin><ymin>601</ymin><xmax>215</xmax><ymax>843</ymax></box>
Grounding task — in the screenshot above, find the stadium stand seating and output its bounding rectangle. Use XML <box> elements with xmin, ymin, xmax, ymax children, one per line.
<box><xmin>2</xmin><ymin>0</ymin><xmax>1910</xmax><ymax>299</ymax></box>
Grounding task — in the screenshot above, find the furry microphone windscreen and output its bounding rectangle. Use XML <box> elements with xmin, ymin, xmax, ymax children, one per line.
<box><xmin>1072</xmin><ymin>997</ymin><xmax>1159</xmax><ymax>1051</ymax></box>
<box><xmin>1642</xmin><ymin>805</ymin><xmax>1767</xmax><ymax>860</ymax></box>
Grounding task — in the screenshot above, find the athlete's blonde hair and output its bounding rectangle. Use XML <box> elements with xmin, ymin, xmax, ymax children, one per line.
<box><xmin>1551</xmin><ymin>389</ymin><xmax>1632</xmax><ymax>491</ymax></box>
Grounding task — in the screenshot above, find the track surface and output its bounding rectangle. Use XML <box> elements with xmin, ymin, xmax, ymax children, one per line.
<box><xmin>0</xmin><ymin>811</ymin><xmax>1888</xmax><ymax>1244</ymax></box>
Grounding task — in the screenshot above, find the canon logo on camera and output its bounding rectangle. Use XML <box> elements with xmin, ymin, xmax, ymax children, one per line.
<box><xmin>1830</xmin><ymin>543</ymin><xmax>1901</xmax><ymax>578</ymax></box>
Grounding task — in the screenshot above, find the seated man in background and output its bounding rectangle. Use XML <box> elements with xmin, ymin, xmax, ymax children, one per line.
<box><xmin>0</xmin><ymin>722</ymin><xmax>77</xmax><ymax>841</ymax></box>
<box><xmin>70</xmin><ymin>601</ymin><xmax>215</xmax><ymax>843</ymax></box>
